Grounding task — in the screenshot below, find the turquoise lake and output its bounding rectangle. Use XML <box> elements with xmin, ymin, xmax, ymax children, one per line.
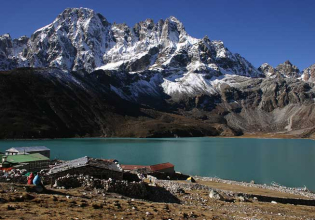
<box><xmin>0</xmin><ymin>137</ymin><xmax>315</xmax><ymax>191</ymax></box>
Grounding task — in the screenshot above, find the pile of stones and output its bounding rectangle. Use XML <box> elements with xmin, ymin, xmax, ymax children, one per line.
<box><xmin>0</xmin><ymin>169</ymin><xmax>28</xmax><ymax>183</ymax></box>
<box><xmin>155</xmin><ymin>179</ymin><xmax>222</xmax><ymax>193</ymax></box>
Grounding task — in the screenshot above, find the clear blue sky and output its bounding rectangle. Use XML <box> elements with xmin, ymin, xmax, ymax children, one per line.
<box><xmin>1</xmin><ymin>0</ymin><xmax>314</xmax><ymax>70</ymax></box>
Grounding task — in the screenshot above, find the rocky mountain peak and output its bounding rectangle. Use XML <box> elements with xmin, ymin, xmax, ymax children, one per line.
<box><xmin>51</xmin><ymin>7</ymin><xmax>111</xmax><ymax>32</ymax></box>
<box><xmin>0</xmin><ymin>8</ymin><xmax>269</xmax><ymax>78</ymax></box>
<box><xmin>284</xmin><ymin>60</ymin><xmax>292</xmax><ymax>65</ymax></box>
<box><xmin>276</xmin><ymin>60</ymin><xmax>300</xmax><ymax>78</ymax></box>
<box><xmin>0</xmin><ymin>6</ymin><xmax>295</xmax><ymax>96</ymax></box>
<box><xmin>259</xmin><ymin>61</ymin><xmax>301</xmax><ymax>78</ymax></box>
<box><xmin>0</xmin><ymin>33</ymin><xmax>29</xmax><ymax>70</ymax></box>
<box><xmin>302</xmin><ymin>63</ymin><xmax>315</xmax><ymax>82</ymax></box>
<box><xmin>0</xmin><ymin>33</ymin><xmax>11</xmax><ymax>39</ymax></box>
<box><xmin>164</xmin><ymin>16</ymin><xmax>186</xmax><ymax>34</ymax></box>
<box><xmin>26</xmin><ymin>7</ymin><xmax>113</xmax><ymax>71</ymax></box>
<box><xmin>58</xmin><ymin>7</ymin><xmax>94</xmax><ymax>19</ymax></box>
<box><xmin>258</xmin><ymin>63</ymin><xmax>276</xmax><ymax>77</ymax></box>
<box><xmin>55</xmin><ymin>7</ymin><xmax>110</xmax><ymax>25</ymax></box>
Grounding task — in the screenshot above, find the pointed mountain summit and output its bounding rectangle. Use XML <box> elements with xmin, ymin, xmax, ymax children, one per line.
<box><xmin>275</xmin><ymin>60</ymin><xmax>300</xmax><ymax>78</ymax></box>
<box><xmin>258</xmin><ymin>63</ymin><xmax>276</xmax><ymax>77</ymax></box>
<box><xmin>28</xmin><ymin>7</ymin><xmax>111</xmax><ymax>71</ymax></box>
<box><xmin>259</xmin><ymin>61</ymin><xmax>301</xmax><ymax>79</ymax></box>
<box><xmin>0</xmin><ymin>33</ymin><xmax>29</xmax><ymax>70</ymax></box>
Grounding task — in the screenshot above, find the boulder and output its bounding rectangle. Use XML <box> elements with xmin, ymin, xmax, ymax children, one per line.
<box><xmin>209</xmin><ymin>189</ymin><xmax>223</xmax><ymax>200</ymax></box>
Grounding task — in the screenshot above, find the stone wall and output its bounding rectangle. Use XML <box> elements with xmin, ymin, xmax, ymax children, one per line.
<box><xmin>49</xmin><ymin>165</ymin><xmax>123</xmax><ymax>180</ymax></box>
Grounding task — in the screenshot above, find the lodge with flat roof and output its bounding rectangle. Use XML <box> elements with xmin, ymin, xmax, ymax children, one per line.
<box><xmin>5</xmin><ymin>146</ymin><xmax>50</xmax><ymax>158</ymax></box>
<box><xmin>0</xmin><ymin>153</ymin><xmax>50</xmax><ymax>171</ymax></box>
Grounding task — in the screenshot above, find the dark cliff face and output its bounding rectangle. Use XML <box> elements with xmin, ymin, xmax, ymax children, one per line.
<box><xmin>0</xmin><ymin>68</ymin><xmax>229</xmax><ymax>139</ymax></box>
<box><xmin>0</xmin><ymin>68</ymin><xmax>126</xmax><ymax>138</ymax></box>
<box><xmin>1</xmin><ymin>67</ymin><xmax>315</xmax><ymax>139</ymax></box>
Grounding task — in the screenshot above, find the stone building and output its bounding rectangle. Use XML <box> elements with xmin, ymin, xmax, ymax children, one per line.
<box><xmin>48</xmin><ymin>157</ymin><xmax>123</xmax><ymax>180</ymax></box>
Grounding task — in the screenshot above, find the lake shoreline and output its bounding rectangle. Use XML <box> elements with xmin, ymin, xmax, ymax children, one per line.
<box><xmin>213</xmin><ymin>132</ymin><xmax>315</xmax><ymax>141</ymax></box>
<box><xmin>1</xmin><ymin>132</ymin><xmax>314</xmax><ymax>141</ymax></box>
<box><xmin>194</xmin><ymin>176</ymin><xmax>315</xmax><ymax>199</ymax></box>
<box><xmin>1</xmin><ymin>136</ymin><xmax>315</xmax><ymax>192</ymax></box>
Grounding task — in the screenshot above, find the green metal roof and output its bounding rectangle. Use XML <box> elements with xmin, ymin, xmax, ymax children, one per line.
<box><xmin>3</xmin><ymin>153</ymin><xmax>50</xmax><ymax>164</ymax></box>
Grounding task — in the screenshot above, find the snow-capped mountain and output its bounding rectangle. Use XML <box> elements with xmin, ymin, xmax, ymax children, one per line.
<box><xmin>1</xmin><ymin>7</ymin><xmax>315</xmax><ymax>139</ymax></box>
<box><xmin>0</xmin><ymin>8</ymin><xmax>261</xmax><ymax>77</ymax></box>
<box><xmin>0</xmin><ymin>7</ymin><xmax>266</xmax><ymax>100</ymax></box>
<box><xmin>0</xmin><ymin>34</ymin><xmax>28</xmax><ymax>70</ymax></box>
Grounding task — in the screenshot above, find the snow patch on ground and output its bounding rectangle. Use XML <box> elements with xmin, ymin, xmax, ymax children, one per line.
<box><xmin>96</xmin><ymin>61</ymin><xmax>124</xmax><ymax>70</ymax></box>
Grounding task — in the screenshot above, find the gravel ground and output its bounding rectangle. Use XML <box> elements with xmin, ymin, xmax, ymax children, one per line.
<box><xmin>1</xmin><ymin>178</ymin><xmax>315</xmax><ymax>220</ymax></box>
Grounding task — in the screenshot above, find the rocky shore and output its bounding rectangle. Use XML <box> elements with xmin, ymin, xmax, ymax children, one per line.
<box><xmin>195</xmin><ymin>176</ymin><xmax>315</xmax><ymax>200</ymax></box>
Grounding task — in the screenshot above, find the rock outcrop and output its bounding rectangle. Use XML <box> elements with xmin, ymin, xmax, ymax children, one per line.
<box><xmin>259</xmin><ymin>61</ymin><xmax>301</xmax><ymax>78</ymax></box>
<box><xmin>0</xmin><ymin>68</ymin><xmax>229</xmax><ymax>139</ymax></box>
<box><xmin>258</xmin><ymin>63</ymin><xmax>276</xmax><ymax>77</ymax></box>
<box><xmin>302</xmin><ymin>64</ymin><xmax>315</xmax><ymax>82</ymax></box>
<box><xmin>275</xmin><ymin>60</ymin><xmax>300</xmax><ymax>78</ymax></box>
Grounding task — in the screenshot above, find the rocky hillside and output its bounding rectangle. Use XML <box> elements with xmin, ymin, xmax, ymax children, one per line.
<box><xmin>1</xmin><ymin>66</ymin><xmax>315</xmax><ymax>139</ymax></box>
<box><xmin>0</xmin><ymin>7</ymin><xmax>315</xmax><ymax>139</ymax></box>
<box><xmin>0</xmin><ymin>68</ymin><xmax>232</xmax><ymax>139</ymax></box>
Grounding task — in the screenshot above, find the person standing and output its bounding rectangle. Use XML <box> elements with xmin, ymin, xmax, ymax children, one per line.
<box><xmin>33</xmin><ymin>172</ymin><xmax>45</xmax><ymax>188</ymax></box>
<box><xmin>27</xmin><ymin>172</ymin><xmax>34</xmax><ymax>185</ymax></box>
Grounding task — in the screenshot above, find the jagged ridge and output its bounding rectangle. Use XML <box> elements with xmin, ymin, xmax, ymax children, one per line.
<box><xmin>0</xmin><ymin>8</ymin><xmax>262</xmax><ymax>98</ymax></box>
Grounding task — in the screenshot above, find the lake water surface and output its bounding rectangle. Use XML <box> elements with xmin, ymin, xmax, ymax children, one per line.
<box><xmin>0</xmin><ymin>137</ymin><xmax>315</xmax><ymax>191</ymax></box>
